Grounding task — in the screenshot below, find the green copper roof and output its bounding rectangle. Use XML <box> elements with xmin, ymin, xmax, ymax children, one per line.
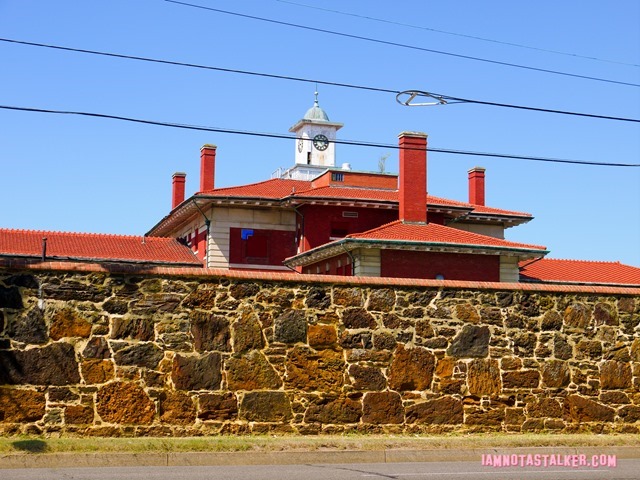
<box><xmin>303</xmin><ymin>92</ymin><xmax>330</xmax><ymax>122</ymax></box>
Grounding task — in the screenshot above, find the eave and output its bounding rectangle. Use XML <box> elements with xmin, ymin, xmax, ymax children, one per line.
<box><xmin>285</xmin><ymin>238</ymin><xmax>549</xmax><ymax>268</ymax></box>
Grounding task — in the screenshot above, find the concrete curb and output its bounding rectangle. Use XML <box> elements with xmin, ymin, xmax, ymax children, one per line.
<box><xmin>1</xmin><ymin>446</ymin><xmax>639</xmax><ymax>469</ymax></box>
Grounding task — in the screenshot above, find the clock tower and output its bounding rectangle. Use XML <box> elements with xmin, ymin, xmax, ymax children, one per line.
<box><xmin>288</xmin><ymin>93</ymin><xmax>343</xmax><ymax>176</ymax></box>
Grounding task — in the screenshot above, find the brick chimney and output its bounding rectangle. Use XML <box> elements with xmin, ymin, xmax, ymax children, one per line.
<box><xmin>200</xmin><ymin>144</ymin><xmax>217</xmax><ymax>192</ymax></box>
<box><xmin>171</xmin><ymin>172</ymin><xmax>186</xmax><ymax>209</ymax></box>
<box><xmin>398</xmin><ymin>132</ymin><xmax>428</xmax><ymax>224</ymax></box>
<box><xmin>468</xmin><ymin>167</ymin><xmax>485</xmax><ymax>206</ymax></box>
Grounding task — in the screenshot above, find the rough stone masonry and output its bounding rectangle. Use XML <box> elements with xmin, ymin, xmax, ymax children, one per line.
<box><xmin>0</xmin><ymin>268</ymin><xmax>638</xmax><ymax>436</ymax></box>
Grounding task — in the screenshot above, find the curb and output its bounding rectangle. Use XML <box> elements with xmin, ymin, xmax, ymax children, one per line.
<box><xmin>1</xmin><ymin>446</ymin><xmax>639</xmax><ymax>469</ymax></box>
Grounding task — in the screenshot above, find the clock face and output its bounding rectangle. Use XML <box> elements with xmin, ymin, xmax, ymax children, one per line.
<box><xmin>297</xmin><ymin>137</ymin><xmax>304</xmax><ymax>152</ymax></box>
<box><xmin>313</xmin><ymin>134</ymin><xmax>329</xmax><ymax>151</ymax></box>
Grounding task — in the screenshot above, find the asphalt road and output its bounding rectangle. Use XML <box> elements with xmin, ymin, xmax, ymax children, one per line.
<box><xmin>2</xmin><ymin>460</ymin><xmax>639</xmax><ymax>480</ymax></box>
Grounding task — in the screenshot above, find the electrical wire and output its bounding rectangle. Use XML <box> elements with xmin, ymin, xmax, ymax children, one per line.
<box><xmin>1</xmin><ymin>37</ymin><xmax>638</xmax><ymax>123</ymax></box>
<box><xmin>2</xmin><ymin>104</ymin><xmax>638</xmax><ymax>168</ymax></box>
<box><xmin>275</xmin><ymin>0</ymin><xmax>640</xmax><ymax>68</ymax></box>
<box><xmin>163</xmin><ymin>0</ymin><xmax>640</xmax><ymax>88</ymax></box>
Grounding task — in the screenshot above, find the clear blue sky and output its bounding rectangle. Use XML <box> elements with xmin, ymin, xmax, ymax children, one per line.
<box><xmin>1</xmin><ymin>0</ymin><xmax>639</xmax><ymax>266</ymax></box>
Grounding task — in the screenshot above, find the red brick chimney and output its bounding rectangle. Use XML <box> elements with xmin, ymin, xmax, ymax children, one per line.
<box><xmin>468</xmin><ymin>167</ymin><xmax>485</xmax><ymax>206</ymax></box>
<box><xmin>398</xmin><ymin>132</ymin><xmax>428</xmax><ymax>224</ymax></box>
<box><xmin>200</xmin><ymin>144</ymin><xmax>217</xmax><ymax>192</ymax></box>
<box><xmin>171</xmin><ymin>172</ymin><xmax>186</xmax><ymax>209</ymax></box>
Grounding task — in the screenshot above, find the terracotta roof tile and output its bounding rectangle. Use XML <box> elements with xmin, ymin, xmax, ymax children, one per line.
<box><xmin>0</xmin><ymin>229</ymin><xmax>203</xmax><ymax>266</ymax></box>
<box><xmin>199</xmin><ymin>180</ymin><xmax>532</xmax><ymax>218</ymax></box>
<box><xmin>347</xmin><ymin>220</ymin><xmax>547</xmax><ymax>251</ymax></box>
<box><xmin>519</xmin><ymin>258</ymin><xmax>640</xmax><ymax>286</ymax></box>
<box><xmin>200</xmin><ymin>179</ymin><xmax>311</xmax><ymax>199</ymax></box>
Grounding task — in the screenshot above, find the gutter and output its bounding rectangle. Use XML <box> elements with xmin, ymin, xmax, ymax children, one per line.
<box><xmin>285</xmin><ymin>238</ymin><xmax>549</xmax><ymax>267</ymax></box>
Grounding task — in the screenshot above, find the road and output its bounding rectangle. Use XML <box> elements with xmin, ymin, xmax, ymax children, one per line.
<box><xmin>1</xmin><ymin>460</ymin><xmax>638</xmax><ymax>480</ymax></box>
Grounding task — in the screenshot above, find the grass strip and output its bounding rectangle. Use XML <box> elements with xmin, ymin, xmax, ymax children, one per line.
<box><xmin>1</xmin><ymin>434</ymin><xmax>638</xmax><ymax>455</ymax></box>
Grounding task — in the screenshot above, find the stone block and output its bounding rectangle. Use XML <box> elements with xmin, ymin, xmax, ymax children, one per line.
<box><xmin>362</xmin><ymin>392</ymin><xmax>404</xmax><ymax>424</ymax></box>
<box><xmin>285</xmin><ymin>346</ymin><xmax>344</xmax><ymax>392</ymax></box>
<box><xmin>226</xmin><ymin>351</ymin><xmax>282</xmax><ymax>390</ymax></box>
<box><xmin>405</xmin><ymin>396</ymin><xmax>463</xmax><ymax>424</ymax></box>
<box><xmin>348</xmin><ymin>364</ymin><xmax>386</xmax><ymax>391</ymax></box>
<box><xmin>172</xmin><ymin>353</ymin><xmax>222</xmax><ymax>391</ymax></box>
<box><xmin>564</xmin><ymin>395</ymin><xmax>615</xmax><ymax>423</ymax></box>
<box><xmin>388</xmin><ymin>345</ymin><xmax>435</xmax><ymax>391</ymax></box>
<box><xmin>191</xmin><ymin>312</ymin><xmax>231</xmax><ymax>352</ymax></box>
<box><xmin>541</xmin><ymin>360</ymin><xmax>571</xmax><ymax>388</ymax></box>
<box><xmin>455</xmin><ymin>304</ymin><xmax>480</xmax><ymax>324</ymax></box>
<box><xmin>274</xmin><ymin>310</ymin><xmax>307</xmax><ymax>344</ymax></box>
<box><xmin>306</xmin><ymin>286</ymin><xmax>331</xmax><ymax>309</ymax></box>
<box><xmin>231</xmin><ymin>311</ymin><xmax>264</xmax><ymax>353</ymax></box>
<box><xmin>113</xmin><ymin>343</ymin><xmax>164</xmax><ymax>369</ymax></box>
<box><xmin>111</xmin><ymin>317</ymin><xmax>154</xmax><ymax>341</ymax></box>
<box><xmin>600</xmin><ymin>360</ymin><xmax>632</xmax><ymax>389</ymax></box>
<box><xmin>81</xmin><ymin>359</ymin><xmax>115</xmax><ymax>384</ymax></box>
<box><xmin>366</xmin><ymin>289</ymin><xmax>396</xmax><ymax>312</ymax></box>
<box><xmin>593</xmin><ymin>303</ymin><xmax>617</xmax><ymax>326</ymax></box>
<box><xmin>502</xmin><ymin>370</ymin><xmax>540</xmax><ymax>389</ymax></box>
<box><xmin>198</xmin><ymin>392</ymin><xmax>238</xmax><ymax>421</ymax></box>
<box><xmin>7</xmin><ymin>307</ymin><xmax>47</xmax><ymax>344</ymax></box>
<box><xmin>65</xmin><ymin>404</ymin><xmax>94</xmax><ymax>425</ymax></box>
<box><xmin>159</xmin><ymin>391</ymin><xmax>196</xmax><ymax>425</ymax></box>
<box><xmin>0</xmin><ymin>343</ymin><xmax>80</xmax><ymax>386</ymax></box>
<box><xmin>563</xmin><ymin>303</ymin><xmax>591</xmax><ymax>330</ymax></box>
<box><xmin>0</xmin><ymin>388</ymin><xmax>45</xmax><ymax>422</ymax></box>
<box><xmin>333</xmin><ymin>287</ymin><xmax>364</xmax><ymax>307</ymax></box>
<box><xmin>467</xmin><ymin>359</ymin><xmax>501</xmax><ymax>396</ymax></box>
<box><xmin>240</xmin><ymin>391</ymin><xmax>292</xmax><ymax>422</ymax></box>
<box><xmin>446</xmin><ymin>325</ymin><xmax>490</xmax><ymax>358</ymax></box>
<box><xmin>96</xmin><ymin>382</ymin><xmax>155</xmax><ymax>425</ymax></box>
<box><xmin>308</xmin><ymin>324</ymin><xmax>338</xmax><ymax>349</ymax></box>
<box><xmin>341</xmin><ymin>308</ymin><xmax>376</xmax><ymax>329</ymax></box>
<box><xmin>304</xmin><ymin>396</ymin><xmax>362</xmax><ymax>424</ymax></box>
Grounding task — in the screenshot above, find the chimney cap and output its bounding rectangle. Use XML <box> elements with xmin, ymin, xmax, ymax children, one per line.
<box><xmin>468</xmin><ymin>166</ymin><xmax>486</xmax><ymax>173</ymax></box>
<box><xmin>201</xmin><ymin>144</ymin><xmax>217</xmax><ymax>150</ymax></box>
<box><xmin>172</xmin><ymin>172</ymin><xmax>187</xmax><ymax>178</ymax></box>
<box><xmin>398</xmin><ymin>131</ymin><xmax>428</xmax><ymax>139</ymax></box>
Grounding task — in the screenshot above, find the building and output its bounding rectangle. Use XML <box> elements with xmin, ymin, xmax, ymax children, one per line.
<box><xmin>1</xmin><ymin>97</ymin><xmax>638</xmax><ymax>286</ymax></box>
<box><xmin>147</xmin><ymin>98</ymin><xmax>550</xmax><ymax>282</ymax></box>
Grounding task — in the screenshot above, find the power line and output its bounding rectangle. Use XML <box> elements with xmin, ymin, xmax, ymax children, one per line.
<box><xmin>2</xmin><ymin>37</ymin><xmax>638</xmax><ymax>123</ymax></box>
<box><xmin>275</xmin><ymin>0</ymin><xmax>640</xmax><ymax>68</ymax></box>
<box><xmin>2</xmin><ymin>104</ymin><xmax>638</xmax><ymax>168</ymax></box>
<box><xmin>163</xmin><ymin>0</ymin><xmax>640</xmax><ymax>88</ymax></box>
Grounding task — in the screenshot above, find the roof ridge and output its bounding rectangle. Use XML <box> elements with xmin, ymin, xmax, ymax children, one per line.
<box><xmin>346</xmin><ymin>220</ymin><xmax>401</xmax><ymax>238</ymax></box>
<box><xmin>198</xmin><ymin>177</ymin><xmax>310</xmax><ymax>194</ymax></box>
<box><xmin>0</xmin><ymin>228</ymin><xmax>170</xmax><ymax>241</ymax></box>
<box><xmin>533</xmin><ymin>258</ymin><xmax>626</xmax><ymax>265</ymax></box>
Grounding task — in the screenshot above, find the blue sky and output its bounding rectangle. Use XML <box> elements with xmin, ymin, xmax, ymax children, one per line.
<box><xmin>1</xmin><ymin>0</ymin><xmax>639</xmax><ymax>266</ymax></box>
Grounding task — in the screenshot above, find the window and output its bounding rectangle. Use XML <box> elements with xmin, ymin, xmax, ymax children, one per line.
<box><xmin>331</xmin><ymin>172</ymin><xmax>344</xmax><ymax>182</ymax></box>
<box><xmin>330</xmin><ymin>221</ymin><xmax>349</xmax><ymax>239</ymax></box>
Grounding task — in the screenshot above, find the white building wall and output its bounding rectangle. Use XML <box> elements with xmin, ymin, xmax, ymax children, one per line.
<box><xmin>499</xmin><ymin>256</ymin><xmax>520</xmax><ymax>283</ymax></box>
<box><xmin>453</xmin><ymin>223</ymin><xmax>505</xmax><ymax>239</ymax></box>
<box><xmin>353</xmin><ymin>248</ymin><xmax>381</xmax><ymax>277</ymax></box>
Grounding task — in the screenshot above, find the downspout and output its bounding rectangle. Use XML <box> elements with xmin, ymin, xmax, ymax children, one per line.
<box><xmin>192</xmin><ymin>199</ymin><xmax>211</xmax><ymax>267</ymax></box>
<box><xmin>341</xmin><ymin>242</ymin><xmax>355</xmax><ymax>276</ymax></box>
<box><xmin>293</xmin><ymin>205</ymin><xmax>305</xmax><ymax>253</ymax></box>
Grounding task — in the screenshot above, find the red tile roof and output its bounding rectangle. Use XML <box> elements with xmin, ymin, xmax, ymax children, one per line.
<box><xmin>198</xmin><ymin>179</ymin><xmax>531</xmax><ymax>217</ymax></box>
<box><xmin>519</xmin><ymin>258</ymin><xmax>640</xmax><ymax>286</ymax></box>
<box><xmin>0</xmin><ymin>229</ymin><xmax>203</xmax><ymax>266</ymax></box>
<box><xmin>200</xmin><ymin>179</ymin><xmax>311</xmax><ymax>198</ymax></box>
<box><xmin>347</xmin><ymin>221</ymin><xmax>547</xmax><ymax>251</ymax></box>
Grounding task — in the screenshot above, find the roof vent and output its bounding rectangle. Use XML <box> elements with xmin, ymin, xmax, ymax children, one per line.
<box><xmin>341</xmin><ymin>162</ymin><xmax>352</xmax><ymax>171</ymax></box>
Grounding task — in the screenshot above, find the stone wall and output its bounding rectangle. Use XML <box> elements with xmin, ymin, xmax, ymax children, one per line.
<box><xmin>0</xmin><ymin>266</ymin><xmax>639</xmax><ymax>436</ymax></box>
